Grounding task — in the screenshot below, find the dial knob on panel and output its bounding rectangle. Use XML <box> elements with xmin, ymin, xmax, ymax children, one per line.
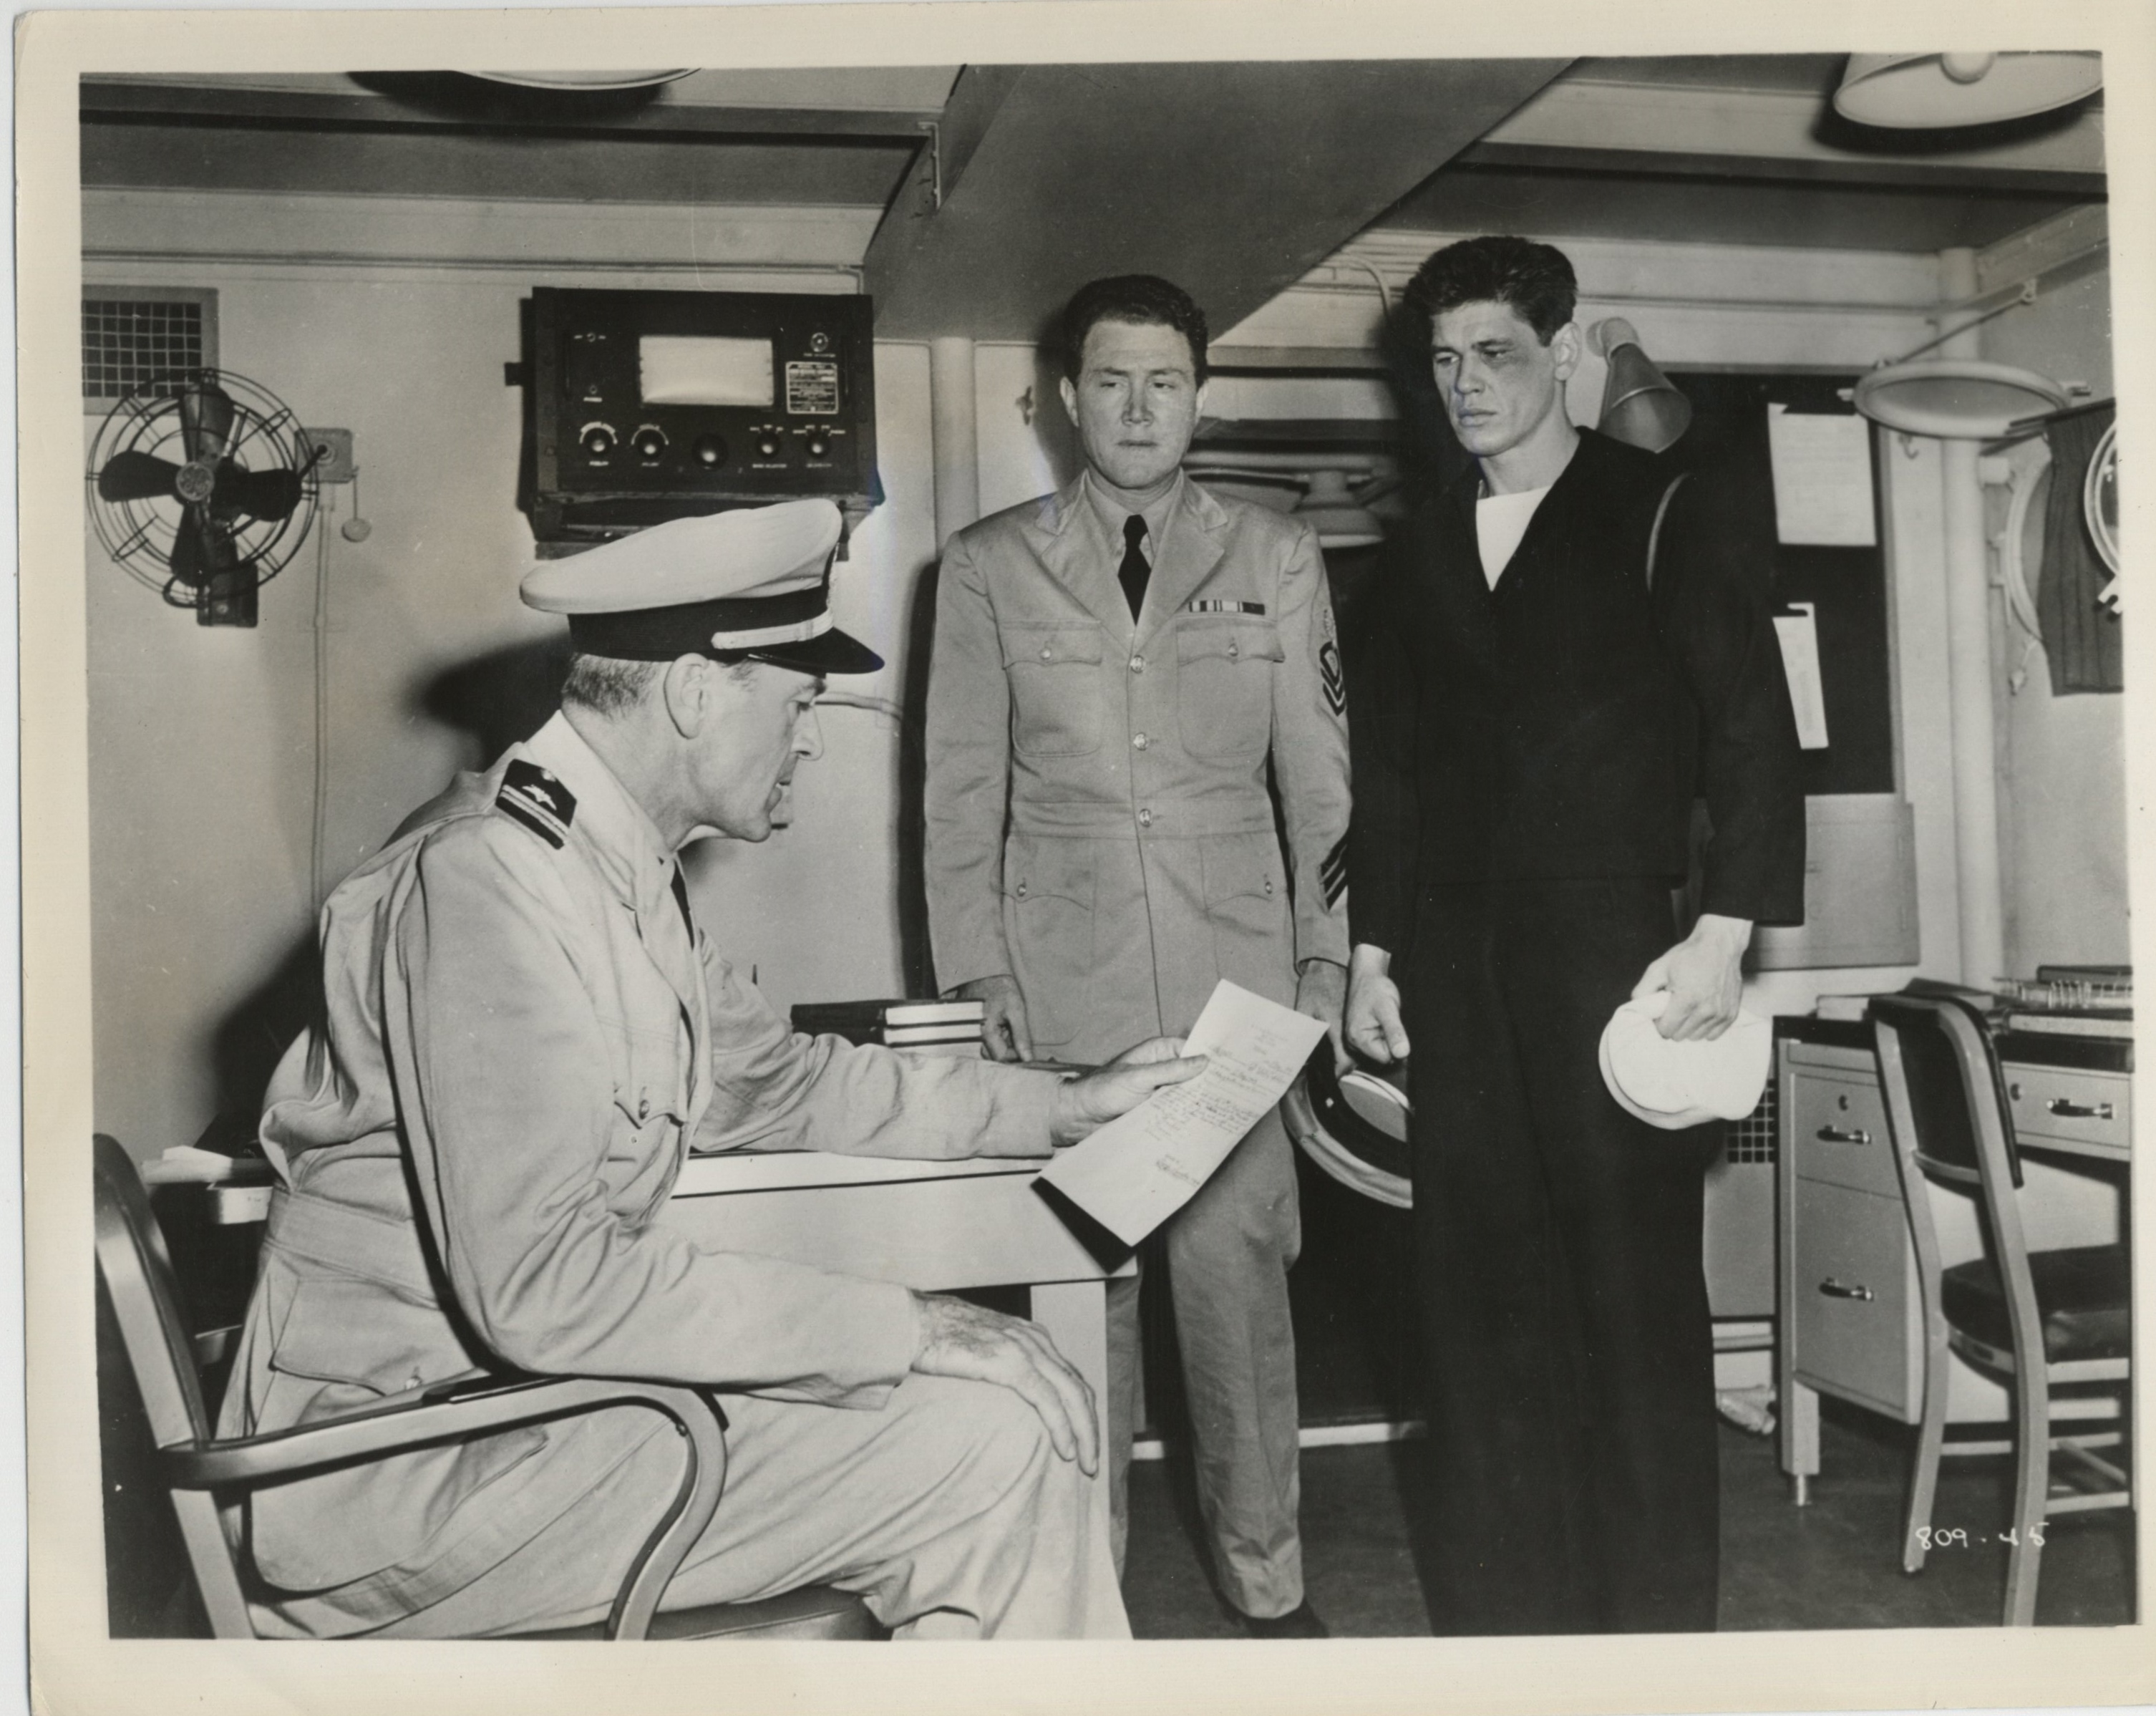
<box><xmin>631</xmin><ymin>425</ymin><xmax>669</xmax><ymax>460</ymax></box>
<box><xmin>805</xmin><ymin>433</ymin><xmax>830</xmax><ymax>458</ymax></box>
<box><xmin>580</xmin><ymin>422</ymin><xmax>617</xmax><ymax>458</ymax></box>
<box><xmin>755</xmin><ymin>428</ymin><xmax>782</xmax><ymax>458</ymax></box>
<box><xmin>692</xmin><ymin>434</ymin><xmax>728</xmax><ymax>470</ymax></box>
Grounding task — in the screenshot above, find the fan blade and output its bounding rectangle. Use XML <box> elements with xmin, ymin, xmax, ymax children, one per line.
<box><xmin>171</xmin><ymin>506</ymin><xmax>238</xmax><ymax>588</ymax></box>
<box><xmin>97</xmin><ymin>450</ymin><xmax>184</xmax><ymax>503</ymax></box>
<box><xmin>217</xmin><ymin>461</ymin><xmax>304</xmax><ymax>523</ymax></box>
<box><xmin>178</xmin><ymin>382</ymin><xmax>236</xmax><ymax>465</ymax></box>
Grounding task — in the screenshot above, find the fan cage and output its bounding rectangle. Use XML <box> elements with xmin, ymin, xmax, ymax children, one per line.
<box><xmin>86</xmin><ymin>369</ymin><xmax>321</xmax><ymax>605</ymax></box>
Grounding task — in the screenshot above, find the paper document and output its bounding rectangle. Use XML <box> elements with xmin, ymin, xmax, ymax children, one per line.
<box><xmin>1036</xmin><ymin>981</ymin><xmax>1329</xmax><ymax>1249</ymax></box>
<box><xmin>1766</xmin><ymin>404</ymin><xmax>1877</xmax><ymax>547</ymax></box>
<box><xmin>1772</xmin><ymin>602</ymin><xmax>1831</xmax><ymax>750</ymax></box>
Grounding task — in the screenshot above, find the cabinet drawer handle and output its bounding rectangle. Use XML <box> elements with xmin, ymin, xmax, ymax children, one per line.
<box><xmin>1818</xmin><ymin>1277</ymin><xmax>1875</xmax><ymax>1302</ymax></box>
<box><xmin>2046</xmin><ymin>1098</ymin><xmax>2114</xmax><ymax>1121</ymax></box>
<box><xmin>1815</xmin><ymin>1125</ymin><xmax>1873</xmax><ymax>1145</ymax></box>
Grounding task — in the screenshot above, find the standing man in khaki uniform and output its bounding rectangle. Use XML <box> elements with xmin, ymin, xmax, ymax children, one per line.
<box><xmin>925</xmin><ymin>276</ymin><xmax>1351</xmax><ymax>1637</ymax></box>
<box><xmin>215</xmin><ymin>501</ymin><xmax>1204</xmax><ymax>1639</ymax></box>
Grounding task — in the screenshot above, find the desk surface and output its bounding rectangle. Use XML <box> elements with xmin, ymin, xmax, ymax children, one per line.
<box><xmin>676</xmin><ymin>1150</ymin><xmax>1043</xmax><ymax>1197</ymax></box>
<box><xmin>1778</xmin><ymin>1012</ymin><xmax>2134</xmax><ymax>1075</ymax></box>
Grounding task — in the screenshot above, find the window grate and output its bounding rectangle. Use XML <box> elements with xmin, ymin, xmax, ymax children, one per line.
<box><xmin>82</xmin><ymin>291</ymin><xmax>218</xmax><ymax>403</ymax></box>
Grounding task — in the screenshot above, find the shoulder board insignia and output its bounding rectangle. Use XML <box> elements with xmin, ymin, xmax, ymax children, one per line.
<box><xmin>496</xmin><ymin>760</ymin><xmax>576</xmax><ymax>850</ymax></box>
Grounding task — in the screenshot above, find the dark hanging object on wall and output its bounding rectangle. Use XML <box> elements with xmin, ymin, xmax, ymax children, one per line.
<box><xmin>87</xmin><ymin>370</ymin><xmax>324</xmax><ymax>627</ymax></box>
<box><xmin>2039</xmin><ymin>402</ymin><xmax>2122</xmax><ymax>694</ymax></box>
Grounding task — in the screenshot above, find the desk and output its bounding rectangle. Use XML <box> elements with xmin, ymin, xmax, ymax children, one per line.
<box><xmin>1775</xmin><ymin>1017</ymin><xmax>2132</xmax><ymax>1501</ymax></box>
<box><xmin>664</xmin><ymin>1150</ymin><xmax>1128</xmax><ymax>1571</ymax></box>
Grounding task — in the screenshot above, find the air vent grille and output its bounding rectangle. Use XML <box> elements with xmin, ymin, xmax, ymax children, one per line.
<box><xmin>82</xmin><ymin>289</ymin><xmax>218</xmax><ymax>403</ymax></box>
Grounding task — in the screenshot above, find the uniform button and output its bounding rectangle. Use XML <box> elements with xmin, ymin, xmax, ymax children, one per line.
<box><xmin>1132</xmin><ymin>732</ymin><xmax>1149</xmax><ymax>750</ymax></box>
<box><xmin>1264</xmin><ymin>877</ymin><xmax>1275</xmax><ymax>895</ymax></box>
<box><xmin>1228</xmin><ymin>640</ymin><xmax>1240</xmax><ymax>659</ymax></box>
<box><xmin>1137</xmin><ymin>808</ymin><xmax>1153</xmax><ymax>828</ymax></box>
<box><xmin>1039</xmin><ymin>646</ymin><xmax>1053</xmax><ymax>661</ymax></box>
<box><xmin>637</xmin><ymin>1096</ymin><xmax>652</xmax><ymax>1122</ymax></box>
<box><xmin>1016</xmin><ymin>881</ymin><xmax>1029</xmax><ymax>898</ymax></box>
<box><xmin>1130</xmin><ymin>655</ymin><xmax>1145</xmax><ymax>673</ymax></box>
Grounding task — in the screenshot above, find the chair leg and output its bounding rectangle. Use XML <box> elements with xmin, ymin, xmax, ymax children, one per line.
<box><xmin>2004</xmin><ymin>1372</ymin><xmax>2051</xmax><ymax>1627</ymax></box>
<box><xmin>1903</xmin><ymin>1327</ymin><xmax>1951</xmax><ymax>1574</ymax></box>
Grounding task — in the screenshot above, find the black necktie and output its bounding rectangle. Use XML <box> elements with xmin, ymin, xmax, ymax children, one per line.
<box><xmin>1118</xmin><ymin>515</ymin><xmax>1150</xmax><ymax>620</ymax></box>
<box><xmin>669</xmin><ymin>866</ymin><xmax>696</xmax><ymax>941</ymax></box>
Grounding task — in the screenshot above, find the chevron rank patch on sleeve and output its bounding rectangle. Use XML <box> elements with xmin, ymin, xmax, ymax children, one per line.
<box><xmin>496</xmin><ymin>760</ymin><xmax>578</xmax><ymax>849</ymax></box>
<box><xmin>1319</xmin><ymin>833</ymin><xmax>1349</xmax><ymax>908</ymax></box>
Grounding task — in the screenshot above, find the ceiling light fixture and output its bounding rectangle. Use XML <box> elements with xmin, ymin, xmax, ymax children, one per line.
<box><xmin>471</xmin><ymin>70</ymin><xmax>698</xmax><ymax>92</ymax></box>
<box><xmin>1833</xmin><ymin>52</ymin><xmax>2102</xmax><ymax>128</ymax></box>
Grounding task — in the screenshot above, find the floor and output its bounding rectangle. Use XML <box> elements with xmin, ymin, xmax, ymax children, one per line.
<box><xmin>1120</xmin><ymin>1156</ymin><xmax>2137</xmax><ymax>1637</ymax></box>
<box><xmin>1124</xmin><ymin>1403</ymin><xmax>2137</xmax><ymax>1637</ymax></box>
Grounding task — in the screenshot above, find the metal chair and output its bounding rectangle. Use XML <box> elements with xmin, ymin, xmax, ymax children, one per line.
<box><xmin>93</xmin><ymin>1134</ymin><xmax>879</xmax><ymax>1640</ymax></box>
<box><xmin>1869</xmin><ymin>1000</ymin><xmax>2132</xmax><ymax>1625</ymax></box>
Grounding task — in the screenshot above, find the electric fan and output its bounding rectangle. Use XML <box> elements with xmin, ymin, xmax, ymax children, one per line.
<box><xmin>87</xmin><ymin>369</ymin><xmax>324</xmax><ymax>626</ymax></box>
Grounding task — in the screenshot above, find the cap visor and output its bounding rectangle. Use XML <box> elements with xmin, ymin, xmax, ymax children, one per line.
<box><xmin>744</xmin><ymin>626</ymin><xmax>884</xmax><ymax>677</ymax></box>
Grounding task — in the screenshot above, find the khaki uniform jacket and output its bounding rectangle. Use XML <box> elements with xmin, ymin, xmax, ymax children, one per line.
<box><xmin>217</xmin><ymin>713</ymin><xmax>1062</xmax><ymax>1628</ymax></box>
<box><xmin>925</xmin><ymin>476</ymin><xmax>1351</xmax><ymax>1060</ymax></box>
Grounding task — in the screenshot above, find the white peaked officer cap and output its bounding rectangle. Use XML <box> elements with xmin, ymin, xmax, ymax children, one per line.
<box><xmin>520</xmin><ymin>499</ymin><xmax>883</xmax><ymax>676</ymax></box>
<box><xmin>1598</xmin><ymin>993</ymin><xmax>1772</xmax><ymax>1132</ymax></box>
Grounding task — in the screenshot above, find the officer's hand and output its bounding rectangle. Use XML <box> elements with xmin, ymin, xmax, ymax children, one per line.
<box><xmin>953</xmin><ymin>974</ymin><xmax>1032</xmax><ymax>1062</ymax></box>
<box><xmin>1632</xmin><ymin>913</ymin><xmax>1751</xmax><ymax>1041</ymax></box>
<box><xmin>910</xmin><ymin>1293</ymin><xmax>1100</xmax><ymax>1475</ymax></box>
<box><xmin>1344</xmin><ymin>944</ymin><xmax>1411</xmax><ymax>1064</ymax></box>
<box><xmin>1049</xmin><ymin>1037</ymin><xmax>1208</xmax><ymax>1145</ymax></box>
<box><xmin>1295</xmin><ymin>957</ymin><xmax>1350</xmax><ymax>1073</ymax></box>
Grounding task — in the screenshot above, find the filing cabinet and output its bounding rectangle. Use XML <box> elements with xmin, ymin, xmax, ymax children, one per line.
<box><xmin>1779</xmin><ymin>1040</ymin><xmax>1923</xmax><ymax>1424</ymax></box>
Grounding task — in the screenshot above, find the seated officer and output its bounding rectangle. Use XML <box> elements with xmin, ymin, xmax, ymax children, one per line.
<box><xmin>216</xmin><ymin>499</ymin><xmax>1203</xmax><ymax>1639</ymax></box>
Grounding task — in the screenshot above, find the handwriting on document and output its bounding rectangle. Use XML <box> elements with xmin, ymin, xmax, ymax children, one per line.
<box><xmin>1036</xmin><ymin>981</ymin><xmax>1329</xmax><ymax>1249</ymax></box>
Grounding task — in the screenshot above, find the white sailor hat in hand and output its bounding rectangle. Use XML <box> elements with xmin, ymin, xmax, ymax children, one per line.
<box><xmin>1598</xmin><ymin>992</ymin><xmax>1772</xmax><ymax>1131</ymax></box>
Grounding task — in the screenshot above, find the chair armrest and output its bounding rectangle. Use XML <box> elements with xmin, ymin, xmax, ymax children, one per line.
<box><xmin>162</xmin><ymin>1374</ymin><xmax>717</xmax><ymax>1489</ymax></box>
<box><xmin>165</xmin><ymin>1375</ymin><xmax>730</xmax><ymax>1641</ymax></box>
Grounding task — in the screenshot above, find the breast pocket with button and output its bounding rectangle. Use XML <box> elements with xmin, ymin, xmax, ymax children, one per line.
<box><xmin>1004</xmin><ymin>624</ymin><xmax>1107</xmax><ymax>758</ymax></box>
<box><xmin>1177</xmin><ymin>621</ymin><xmax>1284</xmax><ymax>760</ymax></box>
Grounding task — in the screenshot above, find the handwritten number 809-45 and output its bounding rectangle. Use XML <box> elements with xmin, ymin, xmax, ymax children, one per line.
<box><xmin>1913</xmin><ymin>1525</ymin><xmax>2044</xmax><ymax>1550</ymax></box>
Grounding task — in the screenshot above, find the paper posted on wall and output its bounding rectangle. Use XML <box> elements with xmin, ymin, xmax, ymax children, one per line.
<box><xmin>1035</xmin><ymin>981</ymin><xmax>1329</xmax><ymax>1250</ymax></box>
<box><xmin>1771</xmin><ymin>601</ymin><xmax>1831</xmax><ymax>750</ymax></box>
<box><xmin>1766</xmin><ymin>403</ymin><xmax>1877</xmax><ymax>548</ymax></box>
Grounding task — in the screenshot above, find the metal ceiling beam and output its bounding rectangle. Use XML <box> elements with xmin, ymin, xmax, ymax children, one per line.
<box><xmin>861</xmin><ymin>59</ymin><xmax>1570</xmax><ymax>342</ymax></box>
<box><xmin>1457</xmin><ymin>140</ymin><xmax>2106</xmax><ymax>199</ymax></box>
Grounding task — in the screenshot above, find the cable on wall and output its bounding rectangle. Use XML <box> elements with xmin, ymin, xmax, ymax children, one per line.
<box><xmin>310</xmin><ymin>486</ymin><xmax>334</xmax><ymax>913</ymax></box>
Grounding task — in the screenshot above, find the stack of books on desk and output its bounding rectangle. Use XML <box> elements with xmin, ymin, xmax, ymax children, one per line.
<box><xmin>790</xmin><ymin>998</ymin><xmax>986</xmax><ymax>1057</ymax></box>
<box><xmin>1998</xmin><ymin>965</ymin><xmax>2133</xmax><ymax>1040</ymax></box>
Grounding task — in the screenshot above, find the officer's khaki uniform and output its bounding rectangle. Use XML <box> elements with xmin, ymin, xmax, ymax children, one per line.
<box><xmin>218</xmin><ymin>712</ymin><xmax>1127</xmax><ymax>1640</ymax></box>
<box><xmin>924</xmin><ymin>473</ymin><xmax>1351</xmax><ymax>1618</ymax></box>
